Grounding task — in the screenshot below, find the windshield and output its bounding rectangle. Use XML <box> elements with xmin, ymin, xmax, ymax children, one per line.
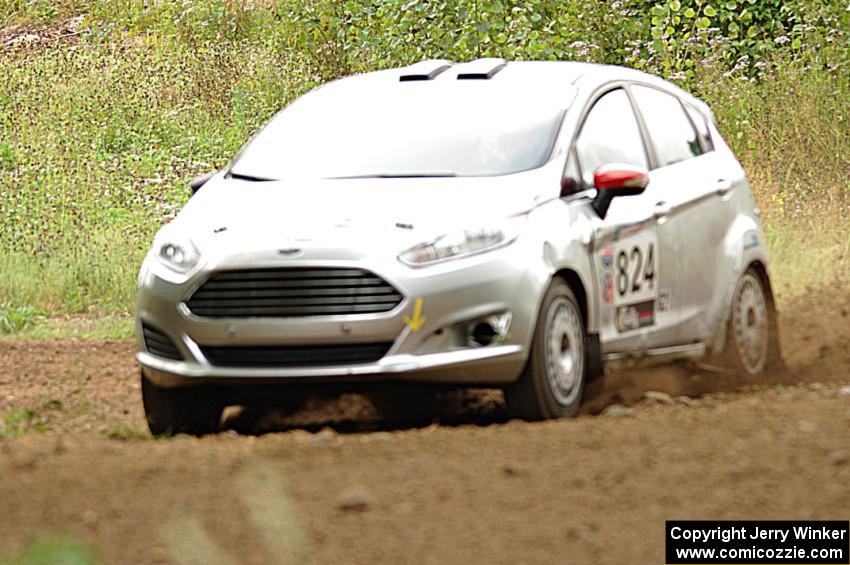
<box><xmin>229</xmin><ymin>81</ymin><xmax>567</xmax><ymax>179</ymax></box>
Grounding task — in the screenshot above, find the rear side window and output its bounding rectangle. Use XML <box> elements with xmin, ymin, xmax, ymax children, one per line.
<box><xmin>683</xmin><ymin>103</ymin><xmax>715</xmax><ymax>152</ymax></box>
<box><xmin>575</xmin><ymin>88</ymin><xmax>648</xmax><ymax>188</ymax></box>
<box><xmin>631</xmin><ymin>85</ymin><xmax>702</xmax><ymax>167</ymax></box>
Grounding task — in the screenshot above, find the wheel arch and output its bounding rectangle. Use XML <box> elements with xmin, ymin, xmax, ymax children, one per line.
<box><xmin>720</xmin><ymin>259</ymin><xmax>784</xmax><ymax>372</ymax></box>
<box><xmin>746</xmin><ymin>259</ymin><xmax>783</xmax><ymax>368</ymax></box>
<box><xmin>553</xmin><ymin>268</ymin><xmax>589</xmax><ymax>328</ymax></box>
<box><xmin>551</xmin><ymin>267</ymin><xmax>603</xmax><ymax>380</ymax></box>
<box><xmin>746</xmin><ymin>259</ymin><xmax>776</xmax><ymax>308</ymax></box>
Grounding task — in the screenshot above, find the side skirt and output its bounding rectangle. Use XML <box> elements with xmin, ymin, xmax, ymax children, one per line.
<box><xmin>603</xmin><ymin>342</ymin><xmax>706</xmax><ymax>370</ymax></box>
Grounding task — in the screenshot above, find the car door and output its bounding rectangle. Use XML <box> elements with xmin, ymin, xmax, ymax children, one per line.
<box><xmin>629</xmin><ymin>84</ymin><xmax>736</xmax><ymax>345</ymax></box>
<box><xmin>571</xmin><ymin>87</ymin><xmax>685</xmax><ymax>354</ymax></box>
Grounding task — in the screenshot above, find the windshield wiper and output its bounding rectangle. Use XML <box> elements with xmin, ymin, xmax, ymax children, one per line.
<box><xmin>327</xmin><ymin>172</ymin><xmax>458</xmax><ymax>179</ymax></box>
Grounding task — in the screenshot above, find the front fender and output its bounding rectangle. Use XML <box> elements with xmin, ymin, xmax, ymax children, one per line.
<box><xmin>528</xmin><ymin>199</ymin><xmax>599</xmax><ymax>333</ymax></box>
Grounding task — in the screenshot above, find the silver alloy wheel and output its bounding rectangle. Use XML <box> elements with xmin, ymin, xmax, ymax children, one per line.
<box><xmin>732</xmin><ymin>272</ymin><xmax>769</xmax><ymax>375</ymax></box>
<box><xmin>544</xmin><ymin>296</ymin><xmax>584</xmax><ymax>406</ymax></box>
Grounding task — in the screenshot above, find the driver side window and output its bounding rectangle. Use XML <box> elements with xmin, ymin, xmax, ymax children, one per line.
<box><xmin>575</xmin><ymin>89</ymin><xmax>648</xmax><ymax>189</ymax></box>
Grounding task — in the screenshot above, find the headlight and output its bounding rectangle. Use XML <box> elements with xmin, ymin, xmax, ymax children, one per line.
<box><xmin>153</xmin><ymin>228</ymin><xmax>201</xmax><ymax>275</ymax></box>
<box><xmin>157</xmin><ymin>240</ymin><xmax>199</xmax><ymax>274</ymax></box>
<box><xmin>399</xmin><ymin>218</ymin><xmax>522</xmax><ymax>266</ymax></box>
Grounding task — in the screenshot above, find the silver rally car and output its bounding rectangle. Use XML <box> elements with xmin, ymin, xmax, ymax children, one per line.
<box><xmin>136</xmin><ymin>58</ymin><xmax>781</xmax><ymax>434</ymax></box>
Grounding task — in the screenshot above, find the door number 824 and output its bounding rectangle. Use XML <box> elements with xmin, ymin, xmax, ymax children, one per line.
<box><xmin>614</xmin><ymin>239</ymin><xmax>656</xmax><ymax>304</ymax></box>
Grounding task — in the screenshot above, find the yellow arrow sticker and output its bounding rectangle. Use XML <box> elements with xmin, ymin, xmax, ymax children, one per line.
<box><xmin>404</xmin><ymin>297</ymin><xmax>426</xmax><ymax>332</ymax></box>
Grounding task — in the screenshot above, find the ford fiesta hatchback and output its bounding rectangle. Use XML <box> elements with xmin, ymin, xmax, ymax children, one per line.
<box><xmin>136</xmin><ymin>58</ymin><xmax>782</xmax><ymax>435</ymax></box>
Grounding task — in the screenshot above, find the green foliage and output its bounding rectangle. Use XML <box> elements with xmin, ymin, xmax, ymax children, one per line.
<box><xmin>103</xmin><ymin>423</ymin><xmax>151</xmax><ymax>441</ymax></box>
<box><xmin>632</xmin><ymin>0</ymin><xmax>849</xmax><ymax>79</ymax></box>
<box><xmin>0</xmin><ymin>301</ymin><xmax>41</xmax><ymax>334</ymax></box>
<box><xmin>272</xmin><ymin>0</ymin><xmax>849</xmax><ymax>81</ymax></box>
<box><xmin>0</xmin><ymin>142</ymin><xmax>15</xmax><ymax>170</ymax></box>
<box><xmin>0</xmin><ymin>535</ymin><xmax>98</xmax><ymax>565</ymax></box>
<box><xmin>0</xmin><ymin>19</ymin><xmax>314</xmax><ymax>312</ymax></box>
<box><xmin>0</xmin><ymin>398</ymin><xmax>60</xmax><ymax>438</ymax></box>
<box><xmin>85</xmin><ymin>0</ymin><xmax>277</xmax><ymax>44</ymax></box>
<box><xmin>9</xmin><ymin>315</ymin><xmax>134</xmax><ymax>340</ymax></box>
<box><xmin>0</xmin><ymin>1</ymin><xmax>62</xmax><ymax>26</ymax></box>
<box><xmin>273</xmin><ymin>0</ymin><xmax>640</xmax><ymax>79</ymax></box>
<box><xmin>699</xmin><ymin>56</ymin><xmax>849</xmax><ymax>206</ymax></box>
<box><xmin>0</xmin><ymin>0</ymin><xmax>847</xmax><ymax>315</ymax></box>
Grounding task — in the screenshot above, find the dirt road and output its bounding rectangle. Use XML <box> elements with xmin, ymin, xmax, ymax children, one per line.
<box><xmin>1</xmin><ymin>289</ymin><xmax>848</xmax><ymax>564</ymax></box>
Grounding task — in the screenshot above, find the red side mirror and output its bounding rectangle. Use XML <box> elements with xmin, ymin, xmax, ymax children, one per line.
<box><xmin>592</xmin><ymin>163</ymin><xmax>649</xmax><ymax>218</ymax></box>
<box><xmin>594</xmin><ymin>163</ymin><xmax>649</xmax><ymax>192</ymax></box>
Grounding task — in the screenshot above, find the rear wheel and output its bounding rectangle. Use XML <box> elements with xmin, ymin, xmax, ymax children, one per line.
<box><xmin>504</xmin><ymin>279</ymin><xmax>588</xmax><ymax>420</ymax></box>
<box><xmin>722</xmin><ymin>268</ymin><xmax>777</xmax><ymax>377</ymax></box>
<box><xmin>141</xmin><ymin>371</ymin><xmax>224</xmax><ymax>436</ymax></box>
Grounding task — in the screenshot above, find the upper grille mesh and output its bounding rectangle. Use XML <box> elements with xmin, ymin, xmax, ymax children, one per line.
<box><xmin>186</xmin><ymin>267</ymin><xmax>403</xmax><ymax>318</ymax></box>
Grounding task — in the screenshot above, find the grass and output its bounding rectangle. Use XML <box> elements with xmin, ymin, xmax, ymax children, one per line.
<box><xmin>699</xmin><ymin>59</ymin><xmax>850</xmax><ymax>300</ymax></box>
<box><xmin>0</xmin><ymin>397</ymin><xmax>61</xmax><ymax>438</ymax></box>
<box><xmin>102</xmin><ymin>423</ymin><xmax>152</xmax><ymax>441</ymax></box>
<box><xmin>0</xmin><ymin>11</ymin><xmax>314</xmax><ymax>314</ymax></box>
<box><xmin>0</xmin><ymin>535</ymin><xmax>98</xmax><ymax>565</ymax></box>
<box><xmin>0</xmin><ymin>1</ymin><xmax>846</xmax><ymax>322</ymax></box>
<box><xmin>1</xmin><ymin>314</ymin><xmax>134</xmax><ymax>340</ymax></box>
<box><xmin>765</xmin><ymin>215</ymin><xmax>850</xmax><ymax>301</ymax></box>
<box><xmin>0</xmin><ymin>301</ymin><xmax>42</xmax><ymax>334</ymax></box>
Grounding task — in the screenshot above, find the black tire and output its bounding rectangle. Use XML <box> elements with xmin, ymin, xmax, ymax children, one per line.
<box><xmin>721</xmin><ymin>267</ymin><xmax>781</xmax><ymax>378</ymax></box>
<box><xmin>141</xmin><ymin>371</ymin><xmax>224</xmax><ymax>436</ymax></box>
<box><xmin>504</xmin><ymin>279</ymin><xmax>589</xmax><ymax>420</ymax></box>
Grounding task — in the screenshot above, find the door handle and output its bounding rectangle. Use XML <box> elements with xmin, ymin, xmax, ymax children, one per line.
<box><xmin>715</xmin><ymin>178</ymin><xmax>733</xmax><ymax>196</ymax></box>
<box><xmin>654</xmin><ymin>201</ymin><xmax>672</xmax><ymax>220</ymax></box>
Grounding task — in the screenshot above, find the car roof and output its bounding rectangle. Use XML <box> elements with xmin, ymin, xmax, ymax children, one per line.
<box><xmin>320</xmin><ymin>58</ymin><xmax>714</xmax><ymax>122</ymax></box>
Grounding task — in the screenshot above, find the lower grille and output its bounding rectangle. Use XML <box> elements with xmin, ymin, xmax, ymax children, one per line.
<box><xmin>200</xmin><ymin>342</ymin><xmax>393</xmax><ymax>368</ymax></box>
<box><xmin>142</xmin><ymin>323</ymin><xmax>183</xmax><ymax>361</ymax></box>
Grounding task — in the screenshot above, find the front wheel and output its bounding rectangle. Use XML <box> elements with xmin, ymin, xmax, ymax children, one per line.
<box><xmin>141</xmin><ymin>371</ymin><xmax>224</xmax><ymax>436</ymax></box>
<box><xmin>504</xmin><ymin>279</ymin><xmax>588</xmax><ymax>420</ymax></box>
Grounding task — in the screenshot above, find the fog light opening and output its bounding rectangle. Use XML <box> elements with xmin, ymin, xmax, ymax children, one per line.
<box><xmin>470</xmin><ymin>322</ymin><xmax>498</xmax><ymax>347</ymax></box>
<box><xmin>467</xmin><ymin>312</ymin><xmax>512</xmax><ymax>348</ymax></box>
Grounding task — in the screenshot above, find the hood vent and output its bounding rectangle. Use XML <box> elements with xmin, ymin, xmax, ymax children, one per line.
<box><xmin>399</xmin><ymin>59</ymin><xmax>454</xmax><ymax>82</ymax></box>
<box><xmin>456</xmin><ymin>58</ymin><xmax>507</xmax><ymax>80</ymax></box>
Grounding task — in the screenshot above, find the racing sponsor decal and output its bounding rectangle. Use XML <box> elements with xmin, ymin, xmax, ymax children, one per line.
<box><xmin>603</xmin><ymin>273</ymin><xmax>614</xmax><ymax>304</ymax></box>
<box><xmin>616</xmin><ymin>300</ymin><xmax>655</xmax><ymax>333</ymax></box>
<box><xmin>658</xmin><ymin>288</ymin><xmax>672</xmax><ymax>312</ymax></box>
<box><xmin>600</xmin><ymin>246</ymin><xmax>614</xmax><ymax>270</ymax></box>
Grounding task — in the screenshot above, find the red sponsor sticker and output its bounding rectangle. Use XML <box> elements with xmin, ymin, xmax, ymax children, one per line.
<box><xmin>615</xmin><ymin>300</ymin><xmax>655</xmax><ymax>333</ymax></box>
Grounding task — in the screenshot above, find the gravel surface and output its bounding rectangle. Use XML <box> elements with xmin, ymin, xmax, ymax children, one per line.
<box><xmin>0</xmin><ymin>290</ymin><xmax>848</xmax><ymax>564</ymax></box>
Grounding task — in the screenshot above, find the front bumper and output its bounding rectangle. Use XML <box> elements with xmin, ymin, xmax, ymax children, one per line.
<box><xmin>139</xmin><ymin>344</ymin><xmax>524</xmax><ymax>388</ymax></box>
<box><xmin>136</xmin><ymin>243</ymin><xmax>546</xmax><ymax>388</ymax></box>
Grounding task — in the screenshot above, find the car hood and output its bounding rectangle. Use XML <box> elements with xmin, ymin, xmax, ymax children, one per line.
<box><xmin>172</xmin><ymin>172</ymin><xmax>556</xmax><ymax>254</ymax></box>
